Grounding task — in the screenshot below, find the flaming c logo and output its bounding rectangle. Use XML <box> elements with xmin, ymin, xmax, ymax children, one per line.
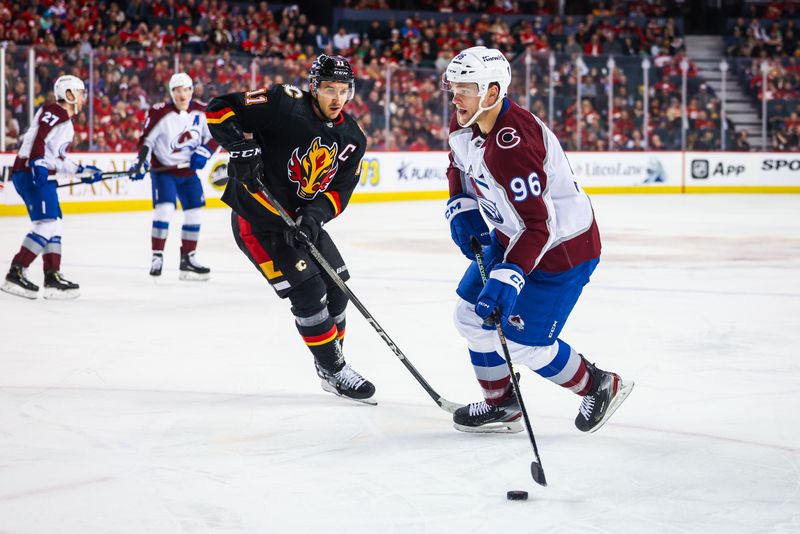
<box><xmin>287</xmin><ymin>136</ymin><xmax>339</xmax><ymax>199</ymax></box>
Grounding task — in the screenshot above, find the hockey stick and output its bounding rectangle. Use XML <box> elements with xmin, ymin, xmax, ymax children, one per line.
<box><xmin>57</xmin><ymin>163</ymin><xmax>191</xmax><ymax>188</ymax></box>
<box><xmin>252</xmin><ymin>177</ymin><xmax>464</xmax><ymax>414</ymax></box>
<box><xmin>56</xmin><ymin>171</ymin><xmax>128</xmax><ymax>188</ymax></box>
<box><xmin>470</xmin><ymin>236</ymin><xmax>547</xmax><ymax>487</ymax></box>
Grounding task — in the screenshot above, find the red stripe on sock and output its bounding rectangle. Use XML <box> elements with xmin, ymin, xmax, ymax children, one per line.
<box><xmin>478</xmin><ymin>377</ymin><xmax>511</xmax><ymax>391</ymax></box>
<box><xmin>484</xmin><ymin>383</ymin><xmax>513</xmax><ymax>407</ymax></box>
<box><xmin>302</xmin><ymin>325</ymin><xmax>338</xmax><ymax>345</ymax></box>
<box><xmin>563</xmin><ymin>359</ymin><xmax>593</xmax><ymax>395</ymax></box>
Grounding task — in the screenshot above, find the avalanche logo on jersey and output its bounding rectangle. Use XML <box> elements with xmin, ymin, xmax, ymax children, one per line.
<box><xmin>496</xmin><ymin>127</ymin><xmax>520</xmax><ymax>149</ymax></box>
<box><xmin>287</xmin><ymin>136</ymin><xmax>339</xmax><ymax>200</ymax></box>
<box><xmin>477</xmin><ymin>196</ymin><xmax>504</xmax><ymax>224</ymax></box>
<box><xmin>170</xmin><ymin>128</ymin><xmax>202</xmax><ymax>153</ymax></box>
<box><xmin>508</xmin><ymin>314</ymin><xmax>525</xmax><ymax>332</ymax></box>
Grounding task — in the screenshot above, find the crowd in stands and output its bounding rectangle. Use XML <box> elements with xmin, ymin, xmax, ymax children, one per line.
<box><xmin>0</xmin><ymin>0</ymin><xmax>792</xmax><ymax>152</ymax></box>
<box><xmin>724</xmin><ymin>12</ymin><xmax>800</xmax><ymax>151</ymax></box>
<box><xmin>337</xmin><ymin>0</ymin><xmax>682</xmax><ymax>17</ymax></box>
<box><xmin>516</xmin><ymin>52</ymin><xmax>739</xmax><ymax>151</ymax></box>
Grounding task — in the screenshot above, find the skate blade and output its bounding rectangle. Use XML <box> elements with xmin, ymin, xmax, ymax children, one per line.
<box><xmin>587</xmin><ymin>379</ymin><xmax>635</xmax><ymax>434</ymax></box>
<box><xmin>43</xmin><ymin>287</ymin><xmax>80</xmax><ymax>300</ymax></box>
<box><xmin>179</xmin><ymin>271</ymin><xmax>210</xmax><ymax>282</ymax></box>
<box><xmin>453</xmin><ymin>420</ymin><xmax>523</xmax><ymax>434</ymax></box>
<box><xmin>320</xmin><ymin>380</ymin><xmax>377</xmax><ymax>406</ymax></box>
<box><xmin>1</xmin><ymin>282</ymin><xmax>39</xmax><ymax>300</ymax></box>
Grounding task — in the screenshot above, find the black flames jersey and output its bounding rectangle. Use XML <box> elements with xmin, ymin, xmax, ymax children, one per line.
<box><xmin>206</xmin><ymin>84</ymin><xmax>366</xmax><ymax>232</ymax></box>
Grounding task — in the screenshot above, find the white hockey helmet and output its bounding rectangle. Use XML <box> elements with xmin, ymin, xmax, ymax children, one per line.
<box><xmin>169</xmin><ymin>72</ymin><xmax>193</xmax><ymax>92</ymax></box>
<box><xmin>441</xmin><ymin>46</ymin><xmax>511</xmax><ymax>127</ymax></box>
<box><xmin>54</xmin><ymin>75</ymin><xmax>85</xmax><ymax>104</ymax></box>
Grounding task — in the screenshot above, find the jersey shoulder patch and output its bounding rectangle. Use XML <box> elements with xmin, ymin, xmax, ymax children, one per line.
<box><xmin>281</xmin><ymin>84</ymin><xmax>303</xmax><ymax>99</ymax></box>
<box><xmin>487</xmin><ymin>105</ymin><xmax>546</xmax><ymax>158</ymax></box>
<box><xmin>144</xmin><ymin>101</ymin><xmax>175</xmax><ymax>131</ymax></box>
<box><xmin>482</xmin><ymin>105</ymin><xmax>549</xmax><ymax>188</ymax></box>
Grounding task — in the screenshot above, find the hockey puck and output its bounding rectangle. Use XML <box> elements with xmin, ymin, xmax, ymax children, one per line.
<box><xmin>506</xmin><ymin>490</ymin><xmax>528</xmax><ymax>501</ymax></box>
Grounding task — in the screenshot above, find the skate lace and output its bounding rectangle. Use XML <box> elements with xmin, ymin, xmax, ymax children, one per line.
<box><xmin>151</xmin><ymin>255</ymin><xmax>163</xmax><ymax>269</ymax></box>
<box><xmin>468</xmin><ymin>401</ymin><xmax>492</xmax><ymax>417</ymax></box>
<box><xmin>334</xmin><ymin>364</ymin><xmax>366</xmax><ymax>389</ymax></box>
<box><xmin>579</xmin><ymin>394</ymin><xmax>596</xmax><ymax>420</ymax></box>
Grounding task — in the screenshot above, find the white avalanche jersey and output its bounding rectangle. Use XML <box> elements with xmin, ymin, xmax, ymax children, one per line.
<box><xmin>13</xmin><ymin>103</ymin><xmax>80</xmax><ymax>178</ymax></box>
<box><xmin>139</xmin><ymin>100</ymin><xmax>217</xmax><ymax>176</ymax></box>
<box><xmin>446</xmin><ymin>99</ymin><xmax>600</xmax><ymax>274</ymax></box>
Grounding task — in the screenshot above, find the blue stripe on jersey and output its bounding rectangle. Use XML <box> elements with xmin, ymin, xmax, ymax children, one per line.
<box><xmin>474</xmin><ymin>178</ymin><xmax>489</xmax><ymax>189</ymax></box>
<box><xmin>535</xmin><ymin>339</ymin><xmax>571</xmax><ymax>378</ymax></box>
<box><xmin>152</xmin><ymin>220</ymin><xmax>169</xmax><ymax>230</ymax></box>
<box><xmin>181</xmin><ymin>224</ymin><xmax>201</xmax><ymax>232</ymax></box>
<box><xmin>469</xmin><ymin>349</ymin><xmax>505</xmax><ymax>368</ymax></box>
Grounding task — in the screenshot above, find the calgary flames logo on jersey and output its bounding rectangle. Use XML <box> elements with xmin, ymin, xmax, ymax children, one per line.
<box><xmin>287</xmin><ymin>136</ymin><xmax>339</xmax><ymax>199</ymax></box>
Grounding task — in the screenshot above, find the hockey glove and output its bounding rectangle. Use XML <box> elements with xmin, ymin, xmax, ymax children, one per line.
<box><xmin>128</xmin><ymin>159</ymin><xmax>149</xmax><ymax>181</ymax></box>
<box><xmin>30</xmin><ymin>158</ymin><xmax>50</xmax><ymax>188</ymax></box>
<box><xmin>227</xmin><ymin>140</ymin><xmax>263</xmax><ymax>191</ymax></box>
<box><xmin>475</xmin><ymin>263</ymin><xmax>526</xmax><ymax>324</ymax></box>
<box><xmin>445</xmin><ymin>194</ymin><xmax>491</xmax><ymax>260</ymax></box>
<box><xmin>190</xmin><ymin>144</ymin><xmax>213</xmax><ymax>170</ymax></box>
<box><xmin>284</xmin><ymin>206</ymin><xmax>325</xmax><ymax>249</ymax></box>
<box><xmin>78</xmin><ymin>164</ymin><xmax>103</xmax><ymax>184</ymax></box>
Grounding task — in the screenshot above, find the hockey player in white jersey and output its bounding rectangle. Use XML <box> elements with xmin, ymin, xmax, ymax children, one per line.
<box><xmin>441</xmin><ymin>47</ymin><xmax>633</xmax><ymax>433</ymax></box>
<box><xmin>129</xmin><ymin>73</ymin><xmax>219</xmax><ymax>281</ymax></box>
<box><xmin>1</xmin><ymin>74</ymin><xmax>103</xmax><ymax>300</ymax></box>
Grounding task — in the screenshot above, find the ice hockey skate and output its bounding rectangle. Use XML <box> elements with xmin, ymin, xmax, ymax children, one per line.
<box><xmin>1</xmin><ymin>265</ymin><xmax>39</xmax><ymax>299</ymax></box>
<box><xmin>453</xmin><ymin>394</ymin><xmax>522</xmax><ymax>433</ymax></box>
<box><xmin>179</xmin><ymin>251</ymin><xmax>210</xmax><ymax>281</ymax></box>
<box><xmin>150</xmin><ymin>252</ymin><xmax>163</xmax><ymax>277</ymax></box>
<box><xmin>43</xmin><ymin>271</ymin><xmax>80</xmax><ymax>300</ymax></box>
<box><xmin>318</xmin><ymin>362</ymin><xmax>376</xmax><ymax>405</ymax></box>
<box><xmin>575</xmin><ymin>360</ymin><xmax>634</xmax><ymax>433</ymax></box>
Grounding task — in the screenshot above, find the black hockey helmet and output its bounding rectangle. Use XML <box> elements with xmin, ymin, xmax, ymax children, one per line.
<box><xmin>309</xmin><ymin>54</ymin><xmax>355</xmax><ymax>100</ymax></box>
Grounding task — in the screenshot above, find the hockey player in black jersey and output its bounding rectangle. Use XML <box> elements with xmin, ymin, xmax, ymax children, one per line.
<box><xmin>206</xmin><ymin>55</ymin><xmax>375</xmax><ymax>404</ymax></box>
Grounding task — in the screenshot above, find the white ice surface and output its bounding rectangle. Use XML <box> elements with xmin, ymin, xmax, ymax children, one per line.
<box><xmin>1</xmin><ymin>195</ymin><xmax>799</xmax><ymax>533</ymax></box>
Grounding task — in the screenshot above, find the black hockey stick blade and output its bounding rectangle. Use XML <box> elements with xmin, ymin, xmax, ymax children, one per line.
<box><xmin>531</xmin><ymin>461</ymin><xmax>547</xmax><ymax>486</ymax></box>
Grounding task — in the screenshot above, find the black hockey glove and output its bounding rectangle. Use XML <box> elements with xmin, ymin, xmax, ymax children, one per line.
<box><xmin>284</xmin><ymin>207</ymin><xmax>325</xmax><ymax>249</ymax></box>
<box><xmin>227</xmin><ymin>140</ymin><xmax>263</xmax><ymax>191</ymax></box>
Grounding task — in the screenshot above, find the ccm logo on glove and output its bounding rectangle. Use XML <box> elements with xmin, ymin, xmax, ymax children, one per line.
<box><xmin>229</xmin><ymin>147</ymin><xmax>261</xmax><ymax>159</ymax></box>
<box><xmin>445</xmin><ymin>194</ymin><xmax>491</xmax><ymax>260</ymax></box>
